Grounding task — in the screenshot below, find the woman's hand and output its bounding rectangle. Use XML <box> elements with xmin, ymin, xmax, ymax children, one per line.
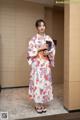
<box><xmin>44</xmin><ymin>50</ymin><xmax>50</xmax><ymax>56</ymax></box>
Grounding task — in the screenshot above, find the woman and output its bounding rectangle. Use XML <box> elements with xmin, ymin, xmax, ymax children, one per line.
<box><xmin>27</xmin><ymin>19</ymin><xmax>56</xmax><ymax>113</ymax></box>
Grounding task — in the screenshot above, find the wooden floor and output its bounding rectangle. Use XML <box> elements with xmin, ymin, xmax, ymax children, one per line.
<box><xmin>18</xmin><ymin>111</ymin><xmax>80</xmax><ymax>120</ymax></box>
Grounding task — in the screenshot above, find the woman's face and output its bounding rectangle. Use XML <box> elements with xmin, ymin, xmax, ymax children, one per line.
<box><xmin>37</xmin><ymin>22</ymin><xmax>46</xmax><ymax>34</ymax></box>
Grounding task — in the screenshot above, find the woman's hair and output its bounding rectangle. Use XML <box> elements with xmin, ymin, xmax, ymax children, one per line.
<box><xmin>35</xmin><ymin>19</ymin><xmax>46</xmax><ymax>28</ymax></box>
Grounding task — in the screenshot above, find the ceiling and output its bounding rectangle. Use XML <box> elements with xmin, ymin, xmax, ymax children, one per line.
<box><xmin>25</xmin><ymin>0</ymin><xmax>64</xmax><ymax>7</ymax></box>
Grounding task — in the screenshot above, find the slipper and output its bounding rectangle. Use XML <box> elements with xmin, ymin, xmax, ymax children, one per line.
<box><xmin>35</xmin><ymin>106</ymin><xmax>43</xmax><ymax>114</ymax></box>
<box><xmin>41</xmin><ymin>106</ymin><xmax>47</xmax><ymax>113</ymax></box>
<box><xmin>42</xmin><ymin>107</ymin><xmax>47</xmax><ymax>113</ymax></box>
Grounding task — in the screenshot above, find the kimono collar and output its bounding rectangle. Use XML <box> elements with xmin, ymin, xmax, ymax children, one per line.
<box><xmin>37</xmin><ymin>33</ymin><xmax>46</xmax><ymax>38</ymax></box>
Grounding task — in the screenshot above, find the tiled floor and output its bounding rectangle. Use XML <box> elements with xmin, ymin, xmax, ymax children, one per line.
<box><xmin>0</xmin><ymin>84</ymin><xmax>68</xmax><ymax>120</ymax></box>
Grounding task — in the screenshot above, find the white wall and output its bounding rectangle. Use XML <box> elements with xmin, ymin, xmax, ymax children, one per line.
<box><xmin>45</xmin><ymin>7</ymin><xmax>64</xmax><ymax>84</ymax></box>
<box><xmin>0</xmin><ymin>0</ymin><xmax>44</xmax><ymax>87</ymax></box>
<box><xmin>0</xmin><ymin>0</ymin><xmax>64</xmax><ymax>88</ymax></box>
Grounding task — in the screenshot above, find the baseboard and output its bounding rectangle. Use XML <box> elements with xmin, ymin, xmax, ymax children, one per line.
<box><xmin>64</xmin><ymin>106</ymin><xmax>80</xmax><ymax>113</ymax></box>
<box><xmin>0</xmin><ymin>85</ymin><xmax>1</xmax><ymax>92</ymax></box>
<box><xmin>1</xmin><ymin>86</ymin><xmax>29</xmax><ymax>89</ymax></box>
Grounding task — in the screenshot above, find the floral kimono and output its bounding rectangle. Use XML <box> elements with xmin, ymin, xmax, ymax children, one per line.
<box><xmin>27</xmin><ymin>34</ymin><xmax>55</xmax><ymax>104</ymax></box>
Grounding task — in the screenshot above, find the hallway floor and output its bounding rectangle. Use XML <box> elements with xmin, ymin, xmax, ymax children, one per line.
<box><xmin>0</xmin><ymin>84</ymin><xmax>68</xmax><ymax>120</ymax></box>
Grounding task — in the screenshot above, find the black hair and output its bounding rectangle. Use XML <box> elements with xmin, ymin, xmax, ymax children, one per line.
<box><xmin>35</xmin><ymin>19</ymin><xmax>46</xmax><ymax>28</ymax></box>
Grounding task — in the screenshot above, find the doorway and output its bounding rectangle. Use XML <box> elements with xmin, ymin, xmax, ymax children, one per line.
<box><xmin>0</xmin><ymin>0</ymin><xmax>68</xmax><ymax>119</ymax></box>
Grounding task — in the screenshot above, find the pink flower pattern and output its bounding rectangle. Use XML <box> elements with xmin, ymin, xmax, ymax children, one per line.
<box><xmin>27</xmin><ymin>34</ymin><xmax>55</xmax><ymax>103</ymax></box>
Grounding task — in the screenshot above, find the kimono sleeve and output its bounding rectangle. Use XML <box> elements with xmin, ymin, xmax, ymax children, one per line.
<box><xmin>27</xmin><ymin>38</ymin><xmax>38</xmax><ymax>65</ymax></box>
<box><xmin>48</xmin><ymin>37</ymin><xmax>56</xmax><ymax>67</ymax></box>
